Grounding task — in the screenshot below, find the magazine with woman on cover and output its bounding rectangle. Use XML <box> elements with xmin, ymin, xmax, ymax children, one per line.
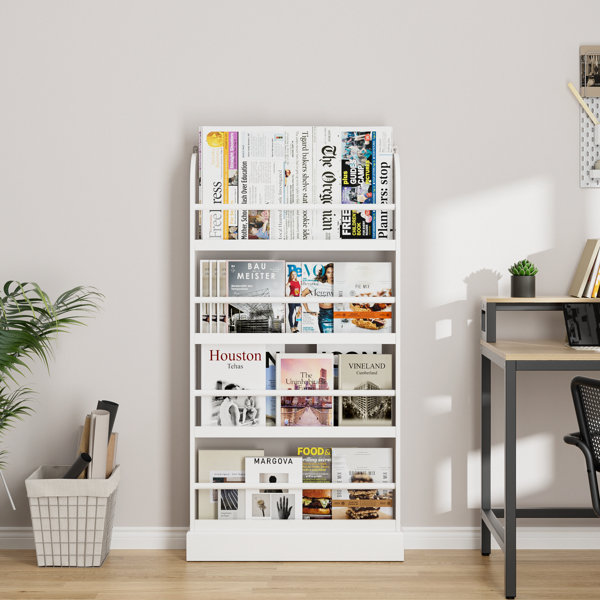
<box><xmin>301</xmin><ymin>262</ymin><xmax>334</xmax><ymax>333</ymax></box>
<box><xmin>285</xmin><ymin>263</ymin><xmax>302</xmax><ymax>333</ymax></box>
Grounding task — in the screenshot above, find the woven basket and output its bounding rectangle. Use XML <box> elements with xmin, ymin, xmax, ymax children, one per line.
<box><xmin>25</xmin><ymin>465</ymin><xmax>120</xmax><ymax>567</ymax></box>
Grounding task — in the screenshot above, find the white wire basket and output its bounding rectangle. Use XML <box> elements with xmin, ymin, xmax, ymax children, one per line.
<box><xmin>26</xmin><ymin>465</ymin><xmax>120</xmax><ymax>567</ymax></box>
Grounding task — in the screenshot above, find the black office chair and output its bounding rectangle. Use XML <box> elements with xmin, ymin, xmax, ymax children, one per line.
<box><xmin>564</xmin><ymin>376</ymin><xmax>600</xmax><ymax>516</ymax></box>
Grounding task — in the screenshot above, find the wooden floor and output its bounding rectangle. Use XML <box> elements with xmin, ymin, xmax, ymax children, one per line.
<box><xmin>1</xmin><ymin>549</ymin><xmax>600</xmax><ymax>599</ymax></box>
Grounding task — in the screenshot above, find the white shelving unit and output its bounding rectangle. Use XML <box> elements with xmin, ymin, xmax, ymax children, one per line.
<box><xmin>187</xmin><ymin>147</ymin><xmax>403</xmax><ymax>561</ymax></box>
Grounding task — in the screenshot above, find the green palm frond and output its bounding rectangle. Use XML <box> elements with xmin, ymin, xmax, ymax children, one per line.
<box><xmin>0</xmin><ymin>281</ymin><xmax>102</xmax><ymax>469</ymax></box>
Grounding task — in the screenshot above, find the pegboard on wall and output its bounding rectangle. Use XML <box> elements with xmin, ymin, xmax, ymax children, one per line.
<box><xmin>580</xmin><ymin>99</ymin><xmax>600</xmax><ymax>187</ymax></box>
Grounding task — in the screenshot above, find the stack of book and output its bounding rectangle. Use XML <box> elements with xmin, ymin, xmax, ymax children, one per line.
<box><xmin>569</xmin><ymin>239</ymin><xmax>600</xmax><ymax>297</ymax></box>
<box><xmin>198</xmin><ymin>259</ymin><xmax>392</xmax><ymax>334</ymax></box>
<box><xmin>200</xmin><ymin>346</ymin><xmax>393</xmax><ymax>428</ymax></box>
<box><xmin>197</xmin><ymin>447</ymin><xmax>394</xmax><ymax>521</ymax></box>
<box><xmin>198</xmin><ymin>126</ymin><xmax>394</xmax><ymax>241</ymax></box>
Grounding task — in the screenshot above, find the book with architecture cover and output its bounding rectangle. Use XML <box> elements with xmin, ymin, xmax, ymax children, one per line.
<box><xmin>333</xmin><ymin>262</ymin><xmax>392</xmax><ymax>333</ymax></box>
<box><xmin>200</xmin><ymin>345</ymin><xmax>266</xmax><ymax>427</ymax></box>
<box><xmin>331</xmin><ymin>447</ymin><xmax>394</xmax><ymax>520</ymax></box>
<box><xmin>301</xmin><ymin>262</ymin><xmax>334</xmax><ymax>333</ymax></box>
<box><xmin>227</xmin><ymin>260</ymin><xmax>285</xmax><ymax>333</ymax></box>
<box><xmin>338</xmin><ymin>354</ymin><xmax>393</xmax><ymax>426</ymax></box>
<box><xmin>276</xmin><ymin>354</ymin><xmax>334</xmax><ymax>426</ymax></box>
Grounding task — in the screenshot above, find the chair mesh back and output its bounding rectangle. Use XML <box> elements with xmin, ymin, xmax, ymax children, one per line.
<box><xmin>572</xmin><ymin>377</ymin><xmax>600</xmax><ymax>471</ymax></box>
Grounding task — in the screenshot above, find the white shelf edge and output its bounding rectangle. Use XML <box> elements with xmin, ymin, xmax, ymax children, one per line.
<box><xmin>193</xmin><ymin>240</ymin><xmax>396</xmax><ymax>251</ymax></box>
<box><xmin>194</xmin><ymin>333</ymin><xmax>396</xmax><ymax>344</ymax></box>
<box><xmin>194</xmin><ymin>482</ymin><xmax>395</xmax><ymax>490</ymax></box>
<box><xmin>194</xmin><ymin>296</ymin><xmax>396</xmax><ymax>304</ymax></box>
<box><xmin>193</xmin><ymin>426</ymin><xmax>397</xmax><ymax>438</ymax></box>
<box><xmin>194</xmin><ymin>389</ymin><xmax>395</xmax><ymax>397</ymax></box>
<box><xmin>191</xmin><ymin>519</ymin><xmax>397</xmax><ymax>532</ymax></box>
<box><xmin>195</xmin><ymin>203</ymin><xmax>395</xmax><ymax>211</ymax></box>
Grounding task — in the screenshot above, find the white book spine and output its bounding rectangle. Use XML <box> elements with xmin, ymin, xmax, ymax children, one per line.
<box><xmin>313</xmin><ymin>127</ymin><xmax>341</xmax><ymax>240</ymax></box>
<box><xmin>88</xmin><ymin>410</ymin><xmax>110</xmax><ymax>479</ymax></box>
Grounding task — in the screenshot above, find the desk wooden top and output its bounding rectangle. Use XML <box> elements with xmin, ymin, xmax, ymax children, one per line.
<box><xmin>480</xmin><ymin>339</ymin><xmax>600</xmax><ymax>361</ymax></box>
<box><xmin>482</xmin><ymin>296</ymin><xmax>600</xmax><ymax>304</ymax></box>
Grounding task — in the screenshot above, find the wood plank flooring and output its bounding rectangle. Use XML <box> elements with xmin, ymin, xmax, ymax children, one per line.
<box><xmin>1</xmin><ymin>549</ymin><xmax>600</xmax><ymax>599</ymax></box>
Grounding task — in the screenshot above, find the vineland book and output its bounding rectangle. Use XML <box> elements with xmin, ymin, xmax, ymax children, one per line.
<box><xmin>245</xmin><ymin>456</ymin><xmax>303</xmax><ymax>520</ymax></box>
<box><xmin>227</xmin><ymin>260</ymin><xmax>285</xmax><ymax>333</ymax></box>
<box><xmin>201</xmin><ymin>345</ymin><xmax>266</xmax><ymax>427</ymax></box>
<box><xmin>339</xmin><ymin>354</ymin><xmax>393</xmax><ymax>426</ymax></box>
<box><xmin>277</xmin><ymin>354</ymin><xmax>334</xmax><ymax>426</ymax></box>
<box><xmin>334</xmin><ymin>262</ymin><xmax>392</xmax><ymax>333</ymax></box>
<box><xmin>332</xmin><ymin>448</ymin><xmax>394</xmax><ymax>520</ymax></box>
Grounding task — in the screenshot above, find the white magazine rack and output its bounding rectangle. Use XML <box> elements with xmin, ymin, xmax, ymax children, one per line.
<box><xmin>187</xmin><ymin>146</ymin><xmax>403</xmax><ymax>561</ymax></box>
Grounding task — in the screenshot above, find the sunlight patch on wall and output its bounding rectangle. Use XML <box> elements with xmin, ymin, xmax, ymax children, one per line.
<box><xmin>435</xmin><ymin>456</ymin><xmax>452</xmax><ymax>514</ymax></box>
<box><xmin>424</xmin><ymin>394</ymin><xmax>452</xmax><ymax>416</ymax></box>
<box><xmin>426</xmin><ymin>178</ymin><xmax>553</xmax><ymax>307</ymax></box>
<box><xmin>435</xmin><ymin>318</ymin><xmax>452</xmax><ymax>340</ymax></box>
<box><xmin>467</xmin><ymin>433</ymin><xmax>554</xmax><ymax>508</ymax></box>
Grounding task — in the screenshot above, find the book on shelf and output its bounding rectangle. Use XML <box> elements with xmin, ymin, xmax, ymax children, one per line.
<box><xmin>227</xmin><ymin>260</ymin><xmax>285</xmax><ymax>333</ymax></box>
<box><xmin>569</xmin><ymin>239</ymin><xmax>600</xmax><ymax>297</ymax></box>
<box><xmin>200</xmin><ymin>261</ymin><xmax>210</xmax><ymax>333</ymax></box>
<box><xmin>331</xmin><ymin>447</ymin><xmax>394</xmax><ymax>520</ymax></box>
<box><xmin>297</xmin><ymin>446</ymin><xmax>332</xmax><ymax>520</ymax></box>
<box><xmin>87</xmin><ymin>409</ymin><xmax>110</xmax><ymax>479</ymax></box>
<box><xmin>244</xmin><ymin>456</ymin><xmax>303</xmax><ymax>520</ymax></box>
<box><xmin>265</xmin><ymin>345</ymin><xmax>284</xmax><ymax>426</ymax></box>
<box><xmin>285</xmin><ymin>262</ymin><xmax>302</xmax><ymax>333</ymax></box>
<box><xmin>200</xmin><ymin>345</ymin><xmax>266</xmax><ymax>426</ymax></box>
<box><xmin>197</xmin><ymin>449</ymin><xmax>264</xmax><ymax>520</ymax></box>
<box><xmin>314</xmin><ymin>127</ymin><xmax>342</xmax><ymax>240</ymax></box>
<box><xmin>276</xmin><ymin>354</ymin><xmax>334</xmax><ymax>426</ymax></box>
<box><xmin>334</xmin><ymin>262</ymin><xmax>392</xmax><ymax>332</ymax></box>
<box><xmin>338</xmin><ymin>354</ymin><xmax>393</xmax><ymax>426</ymax></box>
<box><xmin>217</xmin><ymin>260</ymin><xmax>228</xmax><ymax>332</ymax></box>
<box><xmin>301</xmin><ymin>262</ymin><xmax>334</xmax><ymax>333</ymax></box>
<box><xmin>200</xmin><ymin>129</ymin><xmax>226</xmax><ymax>240</ymax></box>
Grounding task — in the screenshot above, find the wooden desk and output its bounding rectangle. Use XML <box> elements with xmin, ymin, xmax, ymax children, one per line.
<box><xmin>479</xmin><ymin>298</ymin><xmax>600</xmax><ymax>599</ymax></box>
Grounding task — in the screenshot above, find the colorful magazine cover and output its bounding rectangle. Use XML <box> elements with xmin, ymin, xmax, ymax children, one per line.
<box><xmin>227</xmin><ymin>260</ymin><xmax>285</xmax><ymax>333</ymax></box>
<box><xmin>333</xmin><ymin>262</ymin><xmax>392</xmax><ymax>333</ymax></box>
<box><xmin>301</xmin><ymin>262</ymin><xmax>334</xmax><ymax>333</ymax></box>
<box><xmin>297</xmin><ymin>446</ymin><xmax>332</xmax><ymax>520</ymax></box>
<box><xmin>276</xmin><ymin>354</ymin><xmax>334</xmax><ymax>426</ymax></box>
<box><xmin>285</xmin><ymin>263</ymin><xmax>302</xmax><ymax>333</ymax></box>
<box><xmin>338</xmin><ymin>354</ymin><xmax>393</xmax><ymax>426</ymax></box>
<box><xmin>200</xmin><ymin>345</ymin><xmax>266</xmax><ymax>427</ymax></box>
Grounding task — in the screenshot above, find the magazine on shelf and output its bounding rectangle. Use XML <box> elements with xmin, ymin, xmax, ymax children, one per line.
<box><xmin>340</xmin><ymin>128</ymin><xmax>393</xmax><ymax>239</ymax></box>
<box><xmin>200</xmin><ymin>260</ymin><xmax>210</xmax><ymax>333</ymax></box>
<box><xmin>197</xmin><ymin>449</ymin><xmax>264</xmax><ymax>520</ymax></box>
<box><xmin>239</xmin><ymin>127</ymin><xmax>285</xmax><ymax>240</ymax></box>
<box><xmin>245</xmin><ymin>456</ymin><xmax>303</xmax><ymax>520</ymax></box>
<box><xmin>313</xmin><ymin>127</ymin><xmax>342</xmax><ymax>240</ymax></box>
<box><xmin>332</xmin><ymin>447</ymin><xmax>394</xmax><ymax>520</ymax></box>
<box><xmin>376</xmin><ymin>152</ymin><xmax>394</xmax><ymax>239</ymax></box>
<box><xmin>227</xmin><ymin>131</ymin><xmax>239</xmax><ymax>240</ymax></box>
<box><xmin>285</xmin><ymin>262</ymin><xmax>302</xmax><ymax>333</ymax></box>
<box><xmin>200</xmin><ymin>345</ymin><xmax>266</xmax><ymax>427</ymax></box>
<box><xmin>227</xmin><ymin>260</ymin><xmax>285</xmax><ymax>333</ymax></box>
<box><xmin>338</xmin><ymin>354</ymin><xmax>393</xmax><ymax>426</ymax></box>
<box><xmin>197</xmin><ymin>133</ymin><xmax>202</xmax><ymax>239</ymax></box>
<box><xmin>301</xmin><ymin>262</ymin><xmax>334</xmax><ymax>333</ymax></box>
<box><xmin>317</xmin><ymin>344</ymin><xmax>383</xmax><ymax>423</ymax></box>
<box><xmin>283</xmin><ymin>127</ymin><xmax>313</xmax><ymax>240</ymax></box>
<box><xmin>200</xmin><ymin>128</ymin><xmax>232</xmax><ymax>240</ymax></box>
<box><xmin>334</xmin><ymin>262</ymin><xmax>392</xmax><ymax>333</ymax></box>
<box><xmin>297</xmin><ymin>446</ymin><xmax>332</xmax><ymax>520</ymax></box>
<box><xmin>276</xmin><ymin>354</ymin><xmax>334</xmax><ymax>426</ymax></box>
<box><xmin>265</xmin><ymin>345</ymin><xmax>284</xmax><ymax>426</ymax></box>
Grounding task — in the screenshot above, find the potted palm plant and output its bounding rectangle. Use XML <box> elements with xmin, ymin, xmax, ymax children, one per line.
<box><xmin>508</xmin><ymin>259</ymin><xmax>538</xmax><ymax>298</ymax></box>
<box><xmin>0</xmin><ymin>281</ymin><xmax>102</xmax><ymax>479</ymax></box>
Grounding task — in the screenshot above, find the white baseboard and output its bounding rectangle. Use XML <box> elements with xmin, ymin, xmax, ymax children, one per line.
<box><xmin>2</xmin><ymin>525</ymin><xmax>600</xmax><ymax>551</ymax></box>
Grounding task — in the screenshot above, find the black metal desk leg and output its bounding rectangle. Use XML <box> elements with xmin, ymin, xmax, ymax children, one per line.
<box><xmin>505</xmin><ymin>361</ymin><xmax>517</xmax><ymax>599</ymax></box>
<box><xmin>481</xmin><ymin>354</ymin><xmax>491</xmax><ymax>556</ymax></box>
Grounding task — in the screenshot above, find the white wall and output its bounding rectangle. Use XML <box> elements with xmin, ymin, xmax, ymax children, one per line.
<box><xmin>1</xmin><ymin>0</ymin><xmax>600</xmax><ymax>533</ymax></box>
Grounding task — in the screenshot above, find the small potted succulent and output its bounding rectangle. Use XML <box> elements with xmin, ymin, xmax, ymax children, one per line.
<box><xmin>508</xmin><ymin>259</ymin><xmax>538</xmax><ymax>298</ymax></box>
